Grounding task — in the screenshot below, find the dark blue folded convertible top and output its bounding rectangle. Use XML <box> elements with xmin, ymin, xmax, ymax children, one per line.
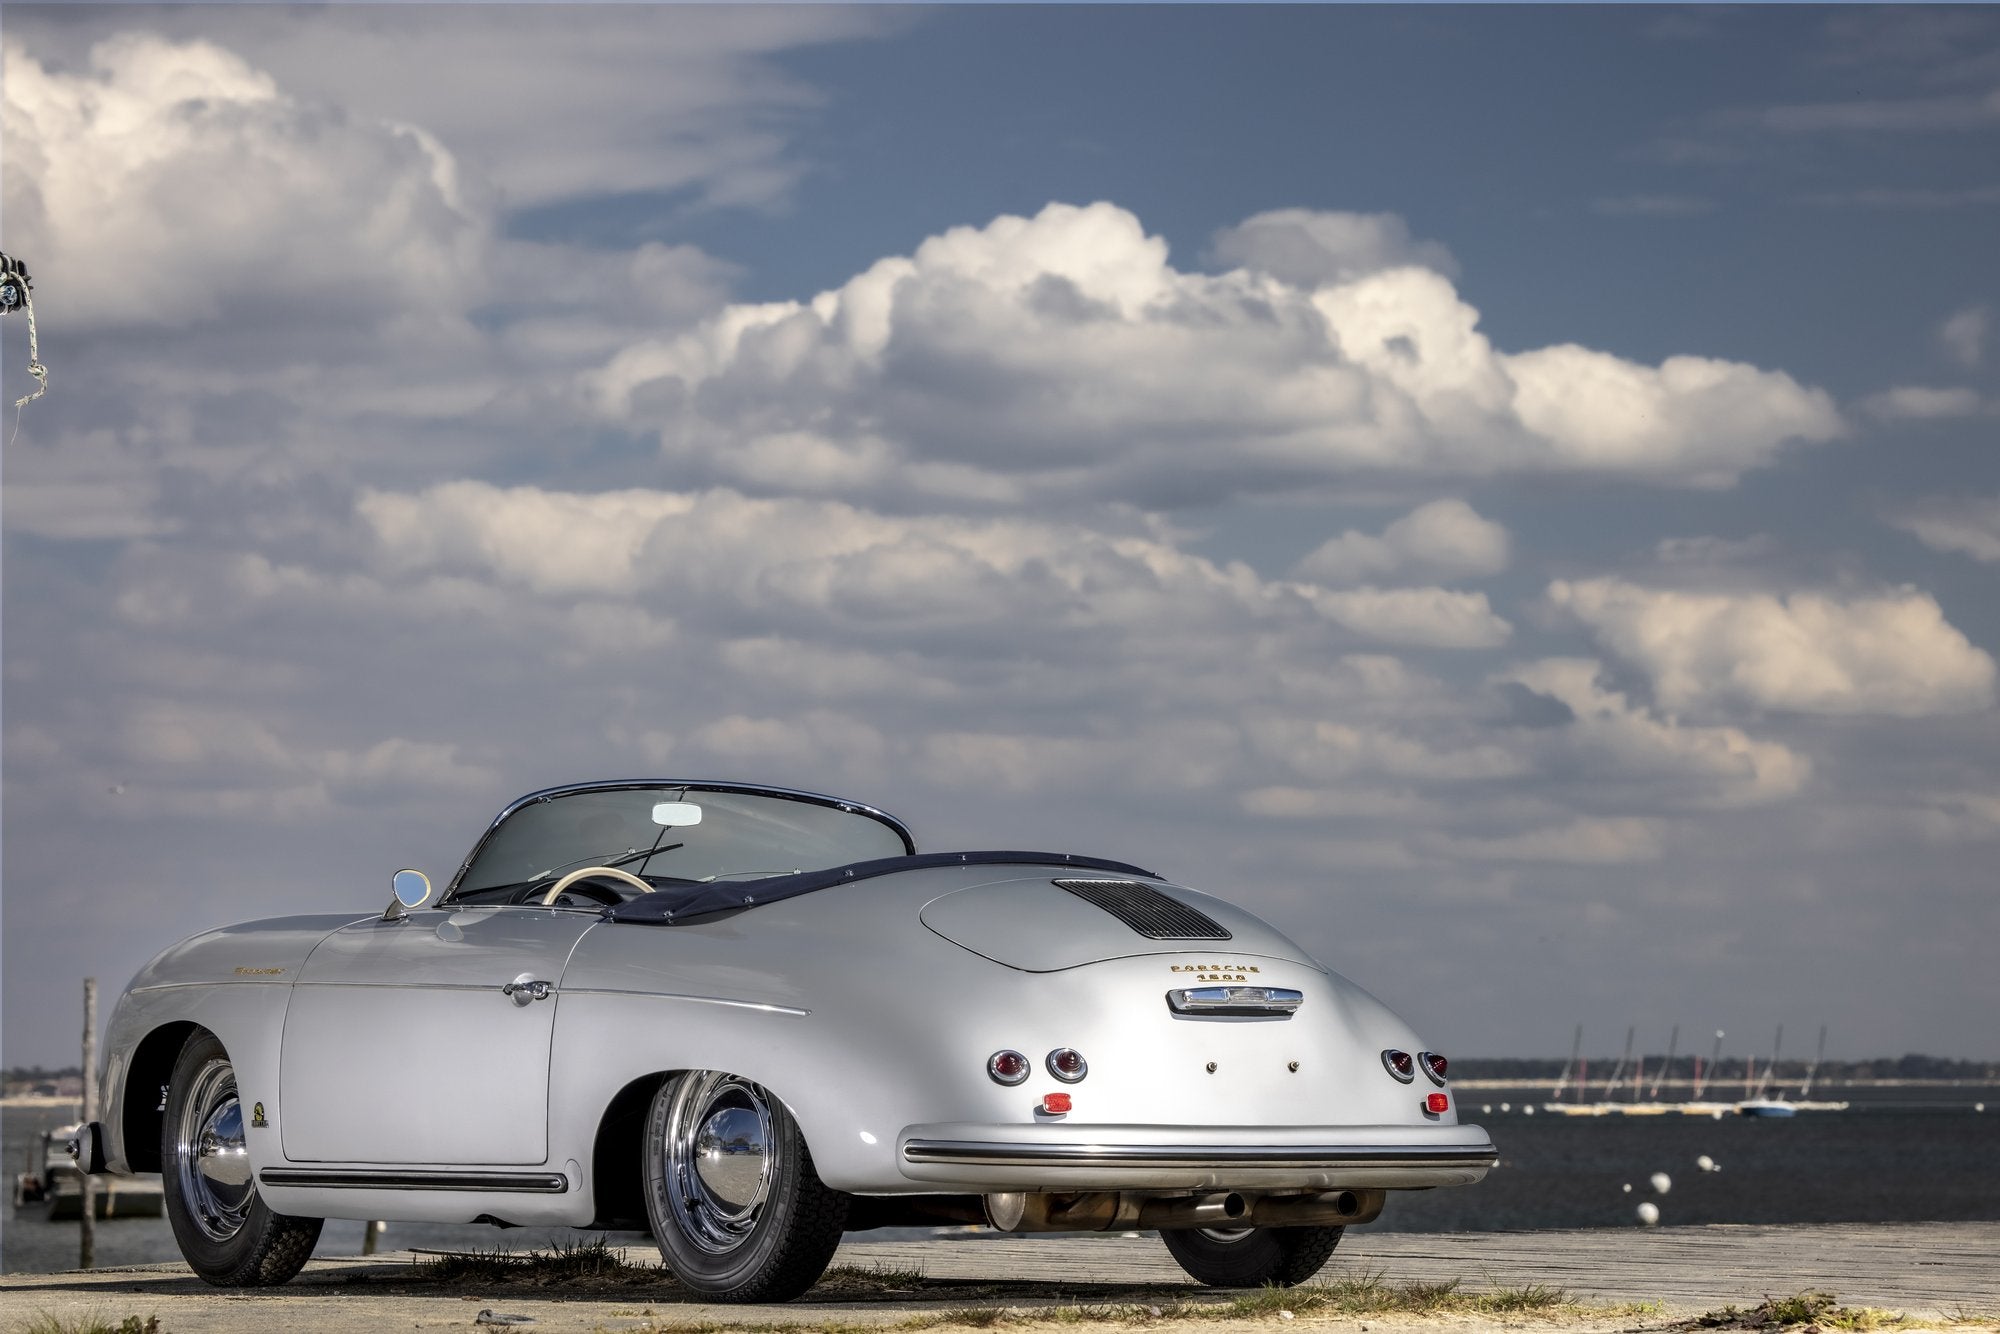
<box><xmin>602</xmin><ymin>849</ymin><xmax>1161</xmax><ymax>925</ymax></box>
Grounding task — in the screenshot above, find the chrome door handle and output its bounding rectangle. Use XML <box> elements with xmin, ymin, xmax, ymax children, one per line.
<box><xmin>502</xmin><ymin>975</ymin><xmax>553</xmax><ymax>1006</ymax></box>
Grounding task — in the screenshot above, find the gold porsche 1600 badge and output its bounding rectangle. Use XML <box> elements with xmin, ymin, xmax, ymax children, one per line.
<box><xmin>1170</xmin><ymin>963</ymin><xmax>1262</xmax><ymax>981</ymax></box>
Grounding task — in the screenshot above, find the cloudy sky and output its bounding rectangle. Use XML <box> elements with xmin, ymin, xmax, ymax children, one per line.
<box><xmin>3</xmin><ymin>6</ymin><xmax>1996</xmax><ymax>1070</ymax></box>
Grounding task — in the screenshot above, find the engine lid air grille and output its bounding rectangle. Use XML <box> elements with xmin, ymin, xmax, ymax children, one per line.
<box><xmin>1052</xmin><ymin>879</ymin><xmax>1232</xmax><ymax>941</ymax></box>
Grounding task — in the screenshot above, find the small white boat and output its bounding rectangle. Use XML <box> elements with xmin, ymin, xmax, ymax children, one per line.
<box><xmin>23</xmin><ymin>1124</ymin><xmax>164</xmax><ymax>1220</ymax></box>
<box><xmin>1736</xmin><ymin>1096</ymin><xmax>1798</xmax><ymax>1118</ymax></box>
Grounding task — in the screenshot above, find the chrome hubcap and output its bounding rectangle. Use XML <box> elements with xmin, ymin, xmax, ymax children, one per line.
<box><xmin>175</xmin><ymin>1058</ymin><xmax>254</xmax><ymax>1242</ymax></box>
<box><xmin>654</xmin><ymin>1072</ymin><xmax>777</xmax><ymax>1253</ymax></box>
<box><xmin>1199</xmin><ymin>1227</ymin><xmax>1256</xmax><ymax>1243</ymax></box>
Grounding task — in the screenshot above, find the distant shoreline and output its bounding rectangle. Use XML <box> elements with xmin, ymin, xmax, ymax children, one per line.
<box><xmin>1444</xmin><ymin>1077</ymin><xmax>1999</xmax><ymax>1090</ymax></box>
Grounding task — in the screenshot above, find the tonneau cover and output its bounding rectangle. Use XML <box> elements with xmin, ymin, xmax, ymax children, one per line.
<box><xmin>602</xmin><ymin>850</ymin><xmax>1159</xmax><ymax>925</ymax></box>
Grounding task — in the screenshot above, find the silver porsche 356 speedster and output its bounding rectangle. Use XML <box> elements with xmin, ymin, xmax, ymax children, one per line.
<box><xmin>75</xmin><ymin>780</ymin><xmax>1494</xmax><ymax>1301</ymax></box>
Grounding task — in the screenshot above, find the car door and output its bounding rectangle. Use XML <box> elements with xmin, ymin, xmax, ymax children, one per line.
<box><xmin>279</xmin><ymin>905</ymin><xmax>598</xmax><ymax>1165</ymax></box>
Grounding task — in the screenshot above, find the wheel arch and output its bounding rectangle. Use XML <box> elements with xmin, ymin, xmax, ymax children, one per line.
<box><xmin>584</xmin><ymin>1066</ymin><xmax>839</xmax><ymax>1231</ymax></box>
<box><xmin>122</xmin><ymin>1020</ymin><xmax>203</xmax><ymax>1173</ymax></box>
<box><xmin>586</xmin><ymin>1070</ymin><xmax>673</xmax><ymax>1230</ymax></box>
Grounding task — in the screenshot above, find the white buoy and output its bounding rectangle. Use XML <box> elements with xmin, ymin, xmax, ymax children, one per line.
<box><xmin>1977</xmin><ymin>1103</ymin><xmax>1986</xmax><ymax>1113</ymax></box>
<box><xmin>1636</xmin><ymin>1202</ymin><xmax>1660</xmax><ymax>1225</ymax></box>
<box><xmin>1650</xmin><ymin>1172</ymin><xmax>1672</xmax><ymax>1195</ymax></box>
<box><xmin>1500</xmin><ymin>1102</ymin><xmax>1511</xmax><ymax>1112</ymax></box>
<box><xmin>1482</xmin><ymin>1104</ymin><xmax>1492</xmax><ymax>1114</ymax></box>
<box><xmin>1524</xmin><ymin>1106</ymin><xmax>1535</xmax><ymax>1116</ymax></box>
<box><xmin>1622</xmin><ymin>1183</ymin><xmax>1632</xmax><ymax>1193</ymax></box>
<box><xmin>1696</xmin><ymin>1155</ymin><xmax>1716</xmax><ymax>1172</ymax></box>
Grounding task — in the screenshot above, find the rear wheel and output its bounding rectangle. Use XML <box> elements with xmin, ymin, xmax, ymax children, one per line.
<box><xmin>161</xmin><ymin>1032</ymin><xmax>321</xmax><ymax>1286</ymax></box>
<box><xmin>642</xmin><ymin>1070</ymin><xmax>847</xmax><ymax>1302</ymax></box>
<box><xmin>1161</xmin><ymin>1224</ymin><xmax>1344</xmax><ymax>1287</ymax></box>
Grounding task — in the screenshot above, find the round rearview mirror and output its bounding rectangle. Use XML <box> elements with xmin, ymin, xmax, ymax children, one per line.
<box><xmin>391</xmin><ymin>868</ymin><xmax>433</xmax><ymax>909</ymax></box>
<box><xmin>651</xmin><ymin>802</ymin><xmax>703</xmax><ymax>827</ymax></box>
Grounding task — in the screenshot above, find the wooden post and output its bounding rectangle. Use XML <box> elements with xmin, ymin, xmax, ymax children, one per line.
<box><xmin>80</xmin><ymin>976</ymin><xmax>98</xmax><ymax>1268</ymax></box>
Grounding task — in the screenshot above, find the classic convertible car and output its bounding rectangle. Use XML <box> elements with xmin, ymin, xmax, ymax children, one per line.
<box><xmin>74</xmin><ymin>780</ymin><xmax>1494</xmax><ymax>1300</ymax></box>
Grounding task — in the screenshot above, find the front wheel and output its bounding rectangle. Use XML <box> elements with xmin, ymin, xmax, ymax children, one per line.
<box><xmin>161</xmin><ymin>1032</ymin><xmax>321</xmax><ymax>1286</ymax></box>
<box><xmin>642</xmin><ymin>1070</ymin><xmax>847</xmax><ymax>1302</ymax></box>
<box><xmin>1162</xmin><ymin>1224</ymin><xmax>1344</xmax><ymax>1287</ymax></box>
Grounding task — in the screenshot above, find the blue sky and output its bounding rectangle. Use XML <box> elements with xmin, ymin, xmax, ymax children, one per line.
<box><xmin>3</xmin><ymin>5</ymin><xmax>1996</xmax><ymax>1069</ymax></box>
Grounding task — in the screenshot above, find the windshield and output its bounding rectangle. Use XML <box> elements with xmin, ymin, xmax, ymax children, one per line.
<box><xmin>451</xmin><ymin>784</ymin><xmax>913</xmax><ymax>901</ymax></box>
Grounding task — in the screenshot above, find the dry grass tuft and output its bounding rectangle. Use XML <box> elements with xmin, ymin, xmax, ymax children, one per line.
<box><xmin>16</xmin><ymin>1317</ymin><xmax>160</xmax><ymax>1334</ymax></box>
<box><xmin>811</xmin><ymin>1265</ymin><xmax>931</xmax><ymax>1297</ymax></box>
<box><xmin>1689</xmin><ymin>1292</ymin><xmax>1914</xmax><ymax>1333</ymax></box>
<box><xmin>609</xmin><ymin>1270</ymin><xmax>1598</xmax><ymax>1333</ymax></box>
<box><xmin>411</xmin><ymin>1235</ymin><xmax>667</xmax><ymax>1287</ymax></box>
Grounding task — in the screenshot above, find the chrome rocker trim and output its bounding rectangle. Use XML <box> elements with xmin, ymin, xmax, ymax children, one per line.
<box><xmin>258</xmin><ymin>1169</ymin><xmax>569</xmax><ymax>1193</ymax></box>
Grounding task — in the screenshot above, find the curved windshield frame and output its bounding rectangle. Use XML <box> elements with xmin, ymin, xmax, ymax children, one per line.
<box><xmin>446</xmin><ymin>781</ymin><xmax>915</xmax><ymax>904</ymax></box>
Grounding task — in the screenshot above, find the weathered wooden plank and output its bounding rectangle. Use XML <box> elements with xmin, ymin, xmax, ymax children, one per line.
<box><xmin>833</xmin><ymin>1222</ymin><xmax>2000</xmax><ymax>1316</ymax></box>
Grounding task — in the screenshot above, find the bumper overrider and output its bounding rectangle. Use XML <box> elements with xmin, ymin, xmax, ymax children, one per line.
<box><xmin>897</xmin><ymin>1121</ymin><xmax>1497</xmax><ymax>1192</ymax></box>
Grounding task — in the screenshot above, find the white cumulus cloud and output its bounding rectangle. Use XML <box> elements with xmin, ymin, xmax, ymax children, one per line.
<box><xmin>3</xmin><ymin>33</ymin><xmax>485</xmax><ymax>329</ymax></box>
<box><xmin>1940</xmin><ymin>304</ymin><xmax>1990</xmax><ymax>368</ymax></box>
<box><xmin>1501</xmin><ymin>658</ymin><xmax>1812</xmax><ymax>806</ymax></box>
<box><xmin>1207</xmin><ymin>208</ymin><xmax>1459</xmax><ymax>286</ymax></box>
<box><xmin>1434</xmin><ymin>817</ymin><xmax>1668</xmax><ymax>865</ymax></box>
<box><xmin>588</xmin><ymin>201</ymin><xmax>1843</xmax><ymax>504</ymax></box>
<box><xmin>357</xmin><ymin>480</ymin><xmax>1508</xmax><ymax>650</ymax></box>
<box><xmin>1891</xmin><ymin>495</ymin><xmax>2000</xmax><ymax>563</ymax></box>
<box><xmin>1860</xmin><ymin>385</ymin><xmax>1989</xmax><ymax>420</ymax></box>
<box><xmin>1294</xmin><ymin>498</ymin><xmax>1511</xmax><ymax>584</ymax></box>
<box><xmin>1548</xmin><ymin>577</ymin><xmax>1997</xmax><ymax>717</ymax></box>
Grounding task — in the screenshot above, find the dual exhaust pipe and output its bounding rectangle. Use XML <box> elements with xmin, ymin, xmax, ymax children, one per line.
<box><xmin>983</xmin><ymin>1187</ymin><xmax>1384</xmax><ymax>1233</ymax></box>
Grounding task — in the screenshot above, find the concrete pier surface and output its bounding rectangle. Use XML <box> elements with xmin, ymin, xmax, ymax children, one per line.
<box><xmin>2</xmin><ymin>1222</ymin><xmax>1996</xmax><ymax>1333</ymax></box>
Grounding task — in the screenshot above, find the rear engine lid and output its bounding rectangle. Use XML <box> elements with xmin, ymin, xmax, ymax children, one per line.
<box><xmin>919</xmin><ymin>875</ymin><xmax>1319</xmax><ymax>972</ymax></box>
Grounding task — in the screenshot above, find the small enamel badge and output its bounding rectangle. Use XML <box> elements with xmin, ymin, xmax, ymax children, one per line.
<box><xmin>251</xmin><ymin>1102</ymin><xmax>268</xmax><ymax>1128</ymax></box>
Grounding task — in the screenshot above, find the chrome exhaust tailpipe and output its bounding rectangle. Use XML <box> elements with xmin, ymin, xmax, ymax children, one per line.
<box><xmin>1251</xmin><ymin>1189</ymin><xmax>1386</xmax><ymax>1227</ymax></box>
<box><xmin>1134</xmin><ymin>1192</ymin><xmax>1248</xmax><ymax>1230</ymax></box>
<box><xmin>982</xmin><ymin>1191</ymin><xmax>1135</xmax><ymax>1231</ymax></box>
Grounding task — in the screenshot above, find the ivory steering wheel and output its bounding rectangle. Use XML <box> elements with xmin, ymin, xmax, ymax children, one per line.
<box><xmin>542</xmin><ymin>865</ymin><xmax>656</xmax><ymax>906</ymax></box>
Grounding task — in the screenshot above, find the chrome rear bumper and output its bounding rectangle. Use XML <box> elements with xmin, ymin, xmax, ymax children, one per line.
<box><xmin>897</xmin><ymin>1122</ymin><xmax>1496</xmax><ymax>1191</ymax></box>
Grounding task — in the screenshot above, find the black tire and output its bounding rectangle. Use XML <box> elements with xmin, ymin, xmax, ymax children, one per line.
<box><xmin>1161</xmin><ymin>1224</ymin><xmax>1345</xmax><ymax>1287</ymax></box>
<box><xmin>161</xmin><ymin>1032</ymin><xmax>322</xmax><ymax>1286</ymax></box>
<box><xmin>643</xmin><ymin>1070</ymin><xmax>847</xmax><ymax>1302</ymax></box>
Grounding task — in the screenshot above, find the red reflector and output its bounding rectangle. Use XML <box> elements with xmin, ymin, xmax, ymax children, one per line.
<box><xmin>1042</xmin><ymin>1092</ymin><xmax>1073</xmax><ymax>1114</ymax></box>
<box><xmin>1426</xmin><ymin>1092</ymin><xmax>1450</xmax><ymax>1114</ymax></box>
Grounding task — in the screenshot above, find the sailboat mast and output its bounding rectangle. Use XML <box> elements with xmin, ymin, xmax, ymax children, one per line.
<box><xmin>1755</xmin><ymin>1025</ymin><xmax>1784</xmax><ymax>1099</ymax></box>
<box><xmin>1696</xmin><ymin>1030</ymin><xmax>1723</xmax><ymax>1099</ymax></box>
<box><xmin>1552</xmin><ymin>1024</ymin><xmax>1582</xmax><ymax>1101</ymax></box>
<box><xmin>1650</xmin><ymin>1024</ymin><xmax>1680</xmax><ymax>1099</ymax></box>
<box><xmin>1801</xmin><ymin>1025</ymin><xmax>1827</xmax><ymax>1098</ymax></box>
<box><xmin>1603</xmin><ymin>1025</ymin><xmax>1635</xmax><ymax>1099</ymax></box>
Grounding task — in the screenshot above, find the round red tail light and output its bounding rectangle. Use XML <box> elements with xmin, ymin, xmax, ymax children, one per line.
<box><xmin>1419</xmin><ymin>1051</ymin><xmax>1449</xmax><ymax>1086</ymax></box>
<box><xmin>1382</xmin><ymin>1049</ymin><xmax>1415</xmax><ymax>1082</ymax></box>
<box><xmin>1047</xmin><ymin>1048</ymin><xmax>1088</xmax><ymax>1083</ymax></box>
<box><xmin>988</xmin><ymin>1050</ymin><xmax>1030</xmax><ymax>1085</ymax></box>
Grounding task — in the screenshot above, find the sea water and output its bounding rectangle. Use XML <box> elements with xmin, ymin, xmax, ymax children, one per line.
<box><xmin>6</xmin><ymin>1084</ymin><xmax>1997</xmax><ymax>1274</ymax></box>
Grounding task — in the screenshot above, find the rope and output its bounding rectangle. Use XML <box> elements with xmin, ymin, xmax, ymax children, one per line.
<box><xmin>9</xmin><ymin>282</ymin><xmax>47</xmax><ymax>447</ymax></box>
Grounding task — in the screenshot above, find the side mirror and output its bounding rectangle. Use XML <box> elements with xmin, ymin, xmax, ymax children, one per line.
<box><xmin>383</xmin><ymin>868</ymin><xmax>434</xmax><ymax>922</ymax></box>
